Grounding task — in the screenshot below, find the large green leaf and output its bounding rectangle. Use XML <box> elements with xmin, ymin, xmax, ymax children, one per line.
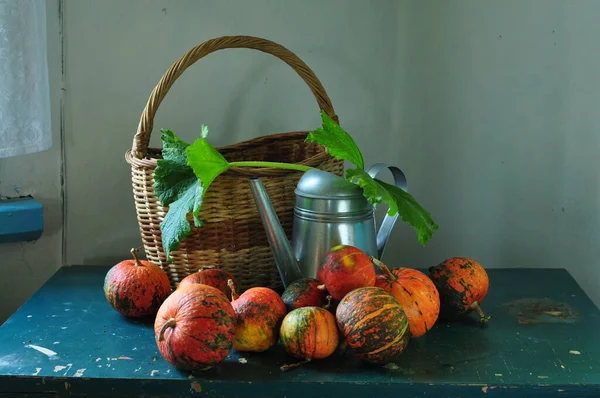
<box><xmin>186</xmin><ymin>138</ymin><xmax>230</xmax><ymax>189</ymax></box>
<box><xmin>346</xmin><ymin>168</ymin><xmax>438</xmax><ymax>245</ymax></box>
<box><xmin>159</xmin><ymin>181</ymin><xmax>204</xmax><ymax>259</ymax></box>
<box><xmin>153</xmin><ymin>129</ymin><xmax>195</xmax><ymax>206</ymax></box>
<box><xmin>153</xmin><ymin>129</ymin><xmax>206</xmax><ymax>260</ymax></box>
<box><xmin>306</xmin><ymin>111</ymin><xmax>365</xmax><ymax>169</ymax></box>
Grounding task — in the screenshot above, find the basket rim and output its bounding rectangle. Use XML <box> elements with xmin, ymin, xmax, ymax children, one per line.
<box><xmin>125</xmin><ymin>130</ymin><xmax>333</xmax><ymax>176</ymax></box>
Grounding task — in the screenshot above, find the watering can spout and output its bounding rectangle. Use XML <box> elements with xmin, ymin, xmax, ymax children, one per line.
<box><xmin>248</xmin><ymin>177</ymin><xmax>302</xmax><ymax>289</ymax></box>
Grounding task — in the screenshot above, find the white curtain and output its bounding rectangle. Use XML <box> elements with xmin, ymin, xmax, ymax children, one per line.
<box><xmin>0</xmin><ymin>0</ymin><xmax>51</xmax><ymax>159</ymax></box>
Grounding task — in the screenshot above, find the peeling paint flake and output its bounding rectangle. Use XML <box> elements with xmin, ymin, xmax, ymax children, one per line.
<box><xmin>95</xmin><ymin>357</ymin><xmax>101</xmax><ymax>362</ymax></box>
<box><xmin>538</xmin><ymin>375</ymin><xmax>548</xmax><ymax>379</ymax></box>
<box><xmin>26</xmin><ymin>344</ymin><xmax>57</xmax><ymax>357</ymax></box>
<box><xmin>238</xmin><ymin>357</ymin><xmax>248</xmax><ymax>364</ymax></box>
<box><xmin>569</xmin><ymin>350</ymin><xmax>581</xmax><ymax>355</ymax></box>
<box><xmin>53</xmin><ymin>365</ymin><xmax>66</xmax><ymax>372</ymax></box>
<box><xmin>32</xmin><ymin>367</ymin><xmax>42</xmax><ymax>376</ymax></box>
<box><xmin>73</xmin><ymin>368</ymin><xmax>86</xmax><ymax>377</ymax></box>
<box><xmin>495</xmin><ymin>373</ymin><xmax>503</xmax><ymax>377</ymax></box>
<box><xmin>150</xmin><ymin>370</ymin><xmax>159</xmax><ymax>376</ymax></box>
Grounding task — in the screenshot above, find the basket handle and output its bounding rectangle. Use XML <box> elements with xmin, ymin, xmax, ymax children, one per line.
<box><xmin>132</xmin><ymin>35</ymin><xmax>338</xmax><ymax>159</ymax></box>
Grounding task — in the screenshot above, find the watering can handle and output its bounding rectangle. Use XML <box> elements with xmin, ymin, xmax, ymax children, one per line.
<box><xmin>366</xmin><ymin>163</ymin><xmax>408</xmax><ymax>260</ymax></box>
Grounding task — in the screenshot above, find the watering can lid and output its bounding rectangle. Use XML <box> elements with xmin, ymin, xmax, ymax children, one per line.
<box><xmin>295</xmin><ymin>169</ymin><xmax>365</xmax><ymax>199</ymax></box>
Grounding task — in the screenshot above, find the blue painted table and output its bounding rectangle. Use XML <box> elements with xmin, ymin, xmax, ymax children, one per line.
<box><xmin>0</xmin><ymin>266</ymin><xmax>599</xmax><ymax>397</ymax></box>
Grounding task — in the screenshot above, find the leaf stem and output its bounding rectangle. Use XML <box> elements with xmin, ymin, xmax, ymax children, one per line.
<box><xmin>229</xmin><ymin>161</ymin><xmax>313</xmax><ymax>172</ymax></box>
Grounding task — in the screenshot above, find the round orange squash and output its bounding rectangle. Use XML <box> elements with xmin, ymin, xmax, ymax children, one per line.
<box><xmin>429</xmin><ymin>256</ymin><xmax>490</xmax><ymax>323</ymax></box>
<box><xmin>228</xmin><ymin>280</ymin><xmax>287</xmax><ymax>353</ymax></box>
<box><xmin>281</xmin><ymin>278</ymin><xmax>328</xmax><ymax>311</ymax></box>
<box><xmin>373</xmin><ymin>258</ymin><xmax>440</xmax><ymax>338</ymax></box>
<box><xmin>154</xmin><ymin>283</ymin><xmax>237</xmax><ymax>371</ymax></box>
<box><xmin>317</xmin><ymin>245</ymin><xmax>376</xmax><ymax>301</ymax></box>
<box><xmin>177</xmin><ymin>265</ymin><xmax>234</xmax><ymax>296</ymax></box>
<box><xmin>103</xmin><ymin>247</ymin><xmax>171</xmax><ymax>318</ymax></box>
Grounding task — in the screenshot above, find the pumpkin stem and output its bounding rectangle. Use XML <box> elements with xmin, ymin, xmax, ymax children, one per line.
<box><xmin>280</xmin><ymin>358</ymin><xmax>311</xmax><ymax>372</ymax></box>
<box><xmin>470</xmin><ymin>301</ymin><xmax>491</xmax><ymax>324</ymax></box>
<box><xmin>130</xmin><ymin>246</ymin><xmax>143</xmax><ymax>266</ymax></box>
<box><xmin>317</xmin><ymin>284</ymin><xmax>327</xmax><ymax>291</ymax></box>
<box><xmin>158</xmin><ymin>318</ymin><xmax>176</xmax><ymax>342</ymax></box>
<box><xmin>227</xmin><ymin>279</ymin><xmax>239</xmax><ymax>301</ymax></box>
<box><xmin>198</xmin><ymin>265</ymin><xmax>216</xmax><ymax>271</ymax></box>
<box><xmin>370</xmin><ymin>257</ymin><xmax>397</xmax><ymax>282</ymax></box>
<box><xmin>322</xmin><ymin>295</ymin><xmax>333</xmax><ymax>309</ymax></box>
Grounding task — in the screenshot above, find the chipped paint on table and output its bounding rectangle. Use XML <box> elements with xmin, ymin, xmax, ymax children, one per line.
<box><xmin>0</xmin><ymin>266</ymin><xmax>599</xmax><ymax>397</ymax></box>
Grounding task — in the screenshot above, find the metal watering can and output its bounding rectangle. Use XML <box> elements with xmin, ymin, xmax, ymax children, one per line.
<box><xmin>248</xmin><ymin>164</ymin><xmax>407</xmax><ymax>289</ymax></box>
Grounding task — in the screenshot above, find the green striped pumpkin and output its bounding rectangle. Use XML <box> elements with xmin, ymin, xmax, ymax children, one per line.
<box><xmin>335</xmin><ymin>286</ymin><xmax>410</xmax><ymax>365</ymax></box>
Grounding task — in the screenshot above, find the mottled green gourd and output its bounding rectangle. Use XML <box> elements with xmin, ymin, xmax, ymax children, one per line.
<box><xmin>336</xmin><ymin>286</ymin><xmax>410</xmax><ymax>365</ymax></box>
<box><xmin>279</xmin><ymin>306</ymin><xmax>339</xmax><ymax>371</ymax></box>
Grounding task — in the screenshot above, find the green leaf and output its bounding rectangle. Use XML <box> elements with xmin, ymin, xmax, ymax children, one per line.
<box><xmin>345</xmin><ymin>168</ymin><xmax>393</xmax><ymax>208</ymax></box>
<box><xmin>377</xmin><ymin>179</ymin><xmax>438</xmax><ymax>245</ymax></box>
<box><xmin>306</xmin><ymin>111</ymin><xmax>365</xmax><ymax>169</ymax></box>
<box><xmin>159</xmin><ymin>181</ymin><xmax>204</xmax><ymax>259</ymax></box>
<box><xmin>346</xmin><ymin>168</ymin><xmax>438</xmax><ymax>245</ymax></box>
<box><xmin>153</xmin><ymin>129</ymin><xmax>206</xmax><ymax>260</ymax></box>
<box><xmin>153</xmin><ymin>130</ymin><xmax>195</xmax><ymax>207</ymax></box>
<box><xmin>186</xmin><ymin>138</ymin><xmax>230</xmax><ymax>189</ymax></box>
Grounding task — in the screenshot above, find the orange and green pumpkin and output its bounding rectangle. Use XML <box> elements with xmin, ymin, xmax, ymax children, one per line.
<box><xmin>281</xmin><ymin>278</ymin><xmax>328</xmax><ymax>311</ymax></box>
<box><xmin>429</xmin><ymin>256</ymin><xmax>490</xmax><ymax>323</ymax></box>
<box><xmin>317</xmin><ymin>245</ymin><xmax>376</xmax><ymax>301</ymax></box>
<box><xmin>279</xmin><ymin>306</ymin><xmax>339</xmax><ymax>371</ymax></box>
<box><xmin>228</xmin><ymin>280</ymin><xmax>287</xmax><ymax>353</ymax></box>
<box><xmin>177</xmin><ymin>265</ymin><xmax>234</xmax><ymax>296</ymax></box>
<box><xmin>103</xmin><ymin>247</ymin><xmax>171</xmax><ymax>318</ymax></box>
<box><xmin>335</xmin><ymin>286</ymin><xmax>409</xmax><ymax>365</ymax></box>
<box><xmin>154</xmin><ymin>283</ymin><xmax>237</xmax><ymax>371</ymax></box>
<box><xmin>373</xmin><ymin>258</ymin><xmax>440</xmax><ymax>338</ymax></box>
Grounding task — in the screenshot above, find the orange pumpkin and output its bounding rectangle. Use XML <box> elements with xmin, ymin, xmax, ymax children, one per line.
<box><xmin>279</xmin><ymin>307</ymin><xmax>339</xmax><ymax>371</ymax></box>
<box><xmin>281</xmin><ymin>278</ymin><xmax>328</xmax><ymax>311</ymax></box>
<box><xmin>103</xmin><ymin>247</ymin><xmax>171</xmax><ymax>318</ymax></box>
<box><xmin>154</xmin><ymin>283</ymin><xmax>237</xmax><ymax>371</ymax></box>
<box><xmin>317</xmin><ymin>245</ymin><xmax>376</xmax><ymax>301</ymax></box>
<box><xmin>228</xmin><ymin>280</ymin><xmax>287</xmax><ymax>353</ymax></box>
<box><xmin>336</xmin><ymin>286</ymin><xmax>409</xmax><ymax>365</ymax></box>
<box><xmin>373</xmin><ymin>258</ymin><xmax>440</xmax><ymax>338</ymax></box>
<box><xmin>177</xmin><ymin>265</ymin><xmax>234</xmax><ymax>296</ymax></box>
<box><xmin>429</xmin><ymin>256</ymin><xmax>490</xmax><ymax>323</ymax></box>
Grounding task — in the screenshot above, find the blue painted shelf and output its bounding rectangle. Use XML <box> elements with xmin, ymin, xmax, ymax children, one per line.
<box><xmin>0</xmin><ymin>266</ymin><xmax>599</xmax><ymax>397</ymax></box>
<box><xmin>0</xmin><ymin>197</ymin><xmax>43</xmax><ymax>243</ymax></box>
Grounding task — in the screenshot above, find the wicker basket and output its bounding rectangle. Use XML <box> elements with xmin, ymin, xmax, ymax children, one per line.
<box><xmin>124</xmin><ymin>36</ymin><xmax>344</xmax><ymax>293</ymax></box>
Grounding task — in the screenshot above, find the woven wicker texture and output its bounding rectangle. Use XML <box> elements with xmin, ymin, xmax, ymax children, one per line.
<box><xmin>125</xmin><ymin>36</ymin><xmax>344</xmax><ymax>292</ymax></box>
